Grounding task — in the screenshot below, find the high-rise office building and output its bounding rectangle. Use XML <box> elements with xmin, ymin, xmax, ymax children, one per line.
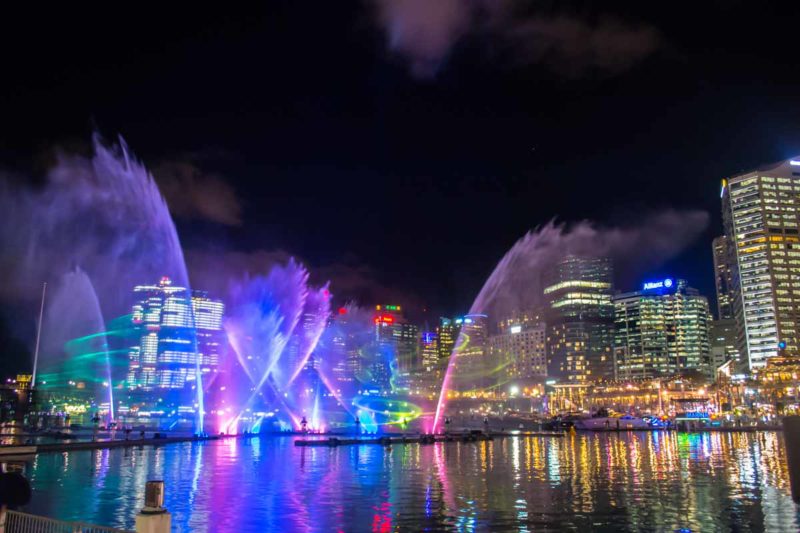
<box><xmin>614</xmin><ymin>278</ymin><xmax>712</xmax><ymax>379</ymax></box>
<box><xmin>373</xmin><ymin>305</ymin><xmax>419</xmax><ymax>393</ymax></box>
<box><xmin>496</xmin><ymin>308</ymin><xmax>546</xmax><ymax>334</ymax></box>
<box><xmin>545</xmin><ymin>256</ymin><xmax>614</xmax><ymax>383</ymax></box>
<box><xmin>451</xmin><ymin>314</ymin><xmax>489</xmax><ymax>391</ymax></box>
<box><xmin>420</xmin><ymin>331</ymin><xmax>439</xmax><ymax>371</ymax></box>
<box><xmin>488</xmin><ymin>321</ymin><xmax>547</xmax><ymax>381</ymax></box>
<box><xmin>408</xmin><ymin>330</ymin><xmax>442</xmax><ymax>396</ymax></box>
<box><xmin>710</xmin><ymin>318</ymin><xmax>738</xmax><ymax>376</ymax></box>
<box><xmin>713</xmin><ymin>235</ymin><xmax>736</xmax><ymax>320</ymax></box>
<box><xmin>437</xmin><ymin>317</ymin><xmax>459</xmax><ymax>362</ymax></box>
<box><xmin>721</xmin><ymin>157</ymin><xmax>800</xmax><ymax>370</ymax></box>
<box><xmin>284</xmin><ymin>310</ymin><xmax>327</xmax><ymax>379</ymax></box>
<box><xmin>327</xmin><ymin>307</ymin><xmax>367</xmax><ymax>388</ymax></box>
<box><xmin>127</xmin><ymin>277</ymin><xmax>225</xmax><ymax>391</ymax></box>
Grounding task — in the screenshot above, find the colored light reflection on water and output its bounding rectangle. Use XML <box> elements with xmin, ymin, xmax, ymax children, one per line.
<box><xmin>19</xmin><ymin>432</ymin><xmax>800</xmax><ymax>531</ymax></box>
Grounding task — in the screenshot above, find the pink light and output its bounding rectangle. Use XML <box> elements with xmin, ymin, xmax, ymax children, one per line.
<box><xmin>316</xmin><ymin>369</ymin><xmax>355</xmax><ymax>418</ymax></box>
<box><xmin>432</xmin><ymin>343</ymin><xmax>458</xmax><ymax>433</ymax></box>
<box><xmin>285</xmin><ymin>313</ymin><xmax>328</xmax><ymax>387</ymax></box>
<box><xmin>288</xmin><ymin>412</ymin><xmax>302</xmax><ymax>430</ymax></box>
<box><xmin>220</xmin><ymin>416</ymin><xmax>239</xmax><ymax>434</ymax></box>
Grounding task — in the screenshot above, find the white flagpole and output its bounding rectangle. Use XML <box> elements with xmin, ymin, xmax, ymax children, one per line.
<box><xmin>31</xmin><ymin>282</ymin><xmax>47</xmax><ymax>388</ymax></box>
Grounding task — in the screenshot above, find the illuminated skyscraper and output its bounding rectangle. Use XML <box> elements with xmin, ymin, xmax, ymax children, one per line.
<box><xmin>614</xmin><ymin>278</ymin><xmax>712</xmax><ymax>379</ymax></box>
<box><xmin>713</xmin><ymin>235</ymin><xmax>735</xmax><ymax>320</ymax></box>
<box><xmin>721</xmin><ymin>157</ymin><xmax>800</xmax><ymax>370</ymax></box>
<box><xmin>127</xmin><ymin>277</ymin><xmax>224</xmax><ymax>391</ymax></box>
<box><xmin>710</xmin><ymin>318</ymin><xmax>738</xmax><ymax>374</ymax></box>
<box><xmin>436</xmin><ymin>317</ymin><xmax>459</xmax><ymax>361</ymax></box>
<box><xmin>327</xmin><ymin>307</ymin><xmax>368</xmax><ymax>388</ymax></box>
<box><xmin>372</xmin><ymin>305</ymin><xmax>419</xmax><ymax>393</ymax></box>
<box><xmin>284</xmin><ymin>310</ymin><xmax>326</xmax><ymax>377</ymax></box>
<box><xmin>407</xmin><ymin>330</ymin><xmax>442</xmax><ymax>396</ymax></box>
<box><xmin>488</xmin><ymin>321</ymin><xmax>547</xmax><ymax>381</ymax></box>
<box><xmin>545</xmin><ymin>256</ymin><xmax>614</xmax><ymax>383</ymax></box>
<box><xmin>496</xmin><ymin>308</ymin><xmax>546</xmax><ymax>335</ymax></box>
<box><xmin>327</xmin><ymin>309</ymin><xmax>350</xmax><ymax>385</ymax></box>
<box><xmin>420</xmin><ymin>331</ymin><xmax>439</xmax><ymax>371</ymax></box>
<box><xmin>451</xmin><ymin>314</ymin><xmax>490</xmax><ymax>391</ymax></box>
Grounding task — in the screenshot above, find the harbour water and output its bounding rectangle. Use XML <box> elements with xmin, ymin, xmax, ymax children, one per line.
<box><xmin>18</xmin><ymin>431</ymin><xmax>800</xmax><ymax>531</ymax></box>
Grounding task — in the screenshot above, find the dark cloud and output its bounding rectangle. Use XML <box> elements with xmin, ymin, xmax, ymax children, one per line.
<box><xmin>503</xmin><ymin>16</ymin><xmax>661</xmax><ymax>77</ymax></box>
<box><xmin>371</xmin><ymin>0</ymin><xmax>661</xmax><ymax>78</ymax></box>
<box><xmin>153</xmin><ymin>160</ymin><xmax>242</xmax><ymax>226</ymax></box>
<box><xmin>312</xmin><ymin>261</ymin><xmax>424</xmax><ymax>311</ymax></box>
<box><xmin>185</xmin><ymin>248</ymin><xmax>295</xmax><ymax>298</ymax></box>
<box><xmin>186</xmin><ymin>248</ymin><xmax>422</xmax><ymax>311</ymax></box>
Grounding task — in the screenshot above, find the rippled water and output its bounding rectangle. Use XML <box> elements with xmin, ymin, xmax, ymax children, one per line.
<box><xmin>16</xmin><ymin>432</ymin><xmax>800</xmax><ymax>532</ymax></box>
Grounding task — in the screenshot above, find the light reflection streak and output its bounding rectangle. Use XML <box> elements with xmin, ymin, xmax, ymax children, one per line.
<box><xmin>18</xmin><ymin>431</ymin><xmax>800</xmax><ymax>531</ymax></box>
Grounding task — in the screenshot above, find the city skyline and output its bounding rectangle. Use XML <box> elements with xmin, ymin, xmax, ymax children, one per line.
<box><xmin>3</xmin><ymin>4</ymin><xmax>800</xmax><ymax>531</ymax></box>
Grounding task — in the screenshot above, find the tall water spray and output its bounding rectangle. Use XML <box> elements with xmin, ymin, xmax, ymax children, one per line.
<box><xmin>222</xmin><ymin>260</ymin><xmax>333</xmax><ymax>432</ymax></box>
<box><xmin>1</xmin><ymin>135</ymin><xmax>200</xmax><ymax>429</ymax></box>
<box><xmin>432</xmin><ymin>214</ymin><xmax>710</xmax><ymax>432</ymax></box>
<box><xmin>39</xmin><ymin>269</ymin><xmax>115</xmax><ymax>421</ymax></box>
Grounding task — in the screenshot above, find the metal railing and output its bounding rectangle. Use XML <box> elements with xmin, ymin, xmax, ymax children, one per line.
<box><xmin>1</xmin><ymin>510</ymin><xmax>132</xmax><ymax>533</ymax></box>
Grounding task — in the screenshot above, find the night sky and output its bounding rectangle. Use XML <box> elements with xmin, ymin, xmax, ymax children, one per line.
<box><xmin>3</xmin><ymin>1</ymin><xmax>800</xmax><ymax>326</ymax></box>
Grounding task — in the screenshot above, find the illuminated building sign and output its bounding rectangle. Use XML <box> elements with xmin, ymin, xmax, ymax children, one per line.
<box><xmin>510</xmin><ymin>325</ymin><xmax>522</xmax><ymax>334</ymax></box>
<box><xmin>374</xmin><ymin>315</ymin><xmax>394</xmax><ymax>325</ymax></box>
<box><xmin>642</xmin><ymin>278</ymin><xmax>674</xmax><ymax>291</ymax></box>
<box><xmin>675</xmin><ymin>412</ymin><xmax>709</xmax><ymax>420</ymax></box>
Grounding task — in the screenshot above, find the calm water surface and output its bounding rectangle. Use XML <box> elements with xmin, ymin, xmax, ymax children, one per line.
<box><xmin>18</xmin><ymin>432</ymin><xmax>800</xmax><ymax>531</ymax></box>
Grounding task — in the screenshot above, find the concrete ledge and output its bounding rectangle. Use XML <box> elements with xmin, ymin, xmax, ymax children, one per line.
<box><xmin>32</xmin><ymin>434</ymin><xmax>227</xmax><ymax>454</ymax></box>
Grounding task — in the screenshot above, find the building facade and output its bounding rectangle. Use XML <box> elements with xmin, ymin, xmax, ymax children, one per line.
<box><xmin>420</xmin><ymin>331</ymin><xmax>439</xmax><ymax>371</ymax></box>
<box><xmin>127</xmin><ymin>277</ymin><xmax>224</xmax><ymax>391</ymax></box>
<box><xmin>450</xmin><ymin>314</ymin><xmax>489</xmax><ymax>392</ymax></box>
<box><xmin>373</xmin><ymin>305</ymin><xmax>419</xmax><ymax>393</ymax></box>
<box><xmin>713</xmin><ymin>235</ymin><xmax>736</xmax><ymax>320</ymax></box>
<box><xmin>614</xmin><ymin>278</ymin><xmax>712</xmax><ymax>380</ymax></box>
<box><xmin>488</xmin><ymin>321</ymin><xmax>547</xmax><ymax>382</ymax></box>
<box><xmin>710</xmin><ymin>318</ymin><xmax>738</xmax><ymax>376</ymax></box>
<box><xmin>437</xmin><ymin>317</ymin><xmax>459</xmax><ymax>362</ymax></box>
<box><xmin>721</xmin><ymin>157</ymin><xmax>800</xmax><ymax>370</ymax></box>
<box><xmin>545</xmin><ymin>256</ymin><xmax>615</xmax><ymax>383</ymax></box>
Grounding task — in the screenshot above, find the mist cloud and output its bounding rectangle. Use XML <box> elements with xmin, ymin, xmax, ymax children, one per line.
<box><xmin>471</xmin><ymin>209</ymin><xmax>710</xmax><ymax>319</ymax></box>
<box><xmin>0</xmin><ymin>136</ymin><xmax>189</xmax><ymax>321</ymax></box>
<box><xmin>153</xmin><ymin>160</ymin><xmax>242</xmax><ymax>226</ymax></box>
<box><xmin>371</xmin><ymin>0</ymin><xmax>660</xmax><ymax>78</ymax></box>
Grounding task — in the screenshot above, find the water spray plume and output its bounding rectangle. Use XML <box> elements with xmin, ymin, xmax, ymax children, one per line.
<box><xmin>433</xmin><ymin>212</ymin><xmax>708</xmax><ymax>432</ymax></box>
<box><xmin>1</xmin><ymin>135</ymin><xmax>202</xmax><ymax>431</ymax></box>
<box><xmin>222</xmin><ymin>259</ymin><xmax>338</xmax><ymax>431</ymax></box>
